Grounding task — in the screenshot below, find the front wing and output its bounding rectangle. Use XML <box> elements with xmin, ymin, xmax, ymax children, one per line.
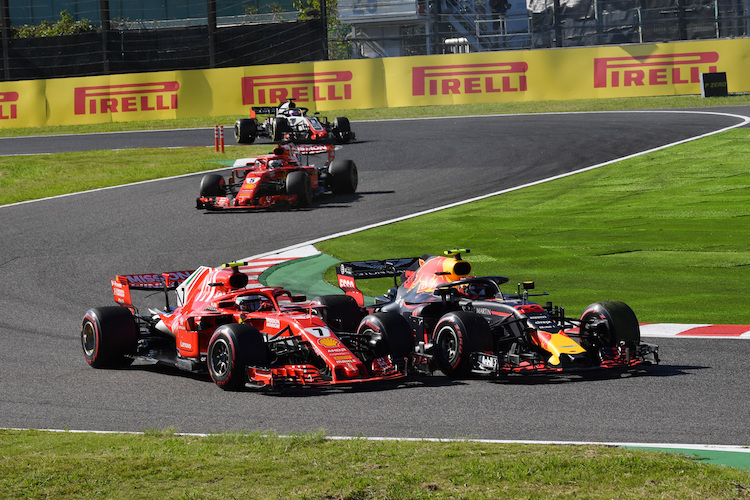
<box><xmin>245</xmin><ymin>356</ymin><xmax>405</xmax><ymax>388</ymax></box>
<box><xmin>472</xmin><ymin>342</ymin><xmax>660</xmax><ymax>376</ymax></box>
<box><xmin>196</xmin><ymin>194</ymin><xmax>297</xmax><ymax>210</ymax></box>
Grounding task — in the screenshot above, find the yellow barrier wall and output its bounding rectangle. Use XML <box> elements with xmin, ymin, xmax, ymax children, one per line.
<box><xmin>0</xmin><ymin>38</ymin><xmax>747</xmax><ymax>129</ymax></box>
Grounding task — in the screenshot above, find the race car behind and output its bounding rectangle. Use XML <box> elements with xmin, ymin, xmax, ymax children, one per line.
<box><xmin>234</xmin><ymin>99</ymin><xmax>355</xmax><ymax>144</ymax></box>
<box><xmin>196</xmin><ymin>142</ymin><xmax>357</xmax><ymax>210</ymax></box>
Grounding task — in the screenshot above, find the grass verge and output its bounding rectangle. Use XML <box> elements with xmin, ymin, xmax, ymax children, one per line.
<box><xmin>318</xmin><ymin>127</ymin><xmax>750</xmax><ymax>324</ymax></box>
<box><xmin>0</xmin><ymin>145</ymin><xmax>268</xmax><ymax>205</ymax></box>
<box><xmin>1</xmin><ymin>429</ymin><xmax>749</xmax><ymax>499</ymax></box>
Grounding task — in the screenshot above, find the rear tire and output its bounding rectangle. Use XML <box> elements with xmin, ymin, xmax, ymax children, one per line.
<box><xmin>432</xmin><ymin>311</ymin><xmax>492</xmax><ymax>378</ymax></box>
<box><xmin>313</xmin><ymin>294</ymin><xmax>362</xmax><ymax>332</ymax></box>
<box><xmin>81</xmin><ymin>307</ymin><xmax>137</xmax><ymax>368</ymax></box>
<box><xmin>328</xmin><ymin>159</ymin><xmax>358</xmax><ymax>195</ymax></box>
<box><xmin>199</xmin><ymin>173</ymin><xmax>225</xmax><ymax>197</ymax></box>
<box><xmin>234</xmin><ymin>118</ymin><xmax>257</xmax><ymax>144</ymax></box>
<box><xmin>286</xmin><ymin>171</ymin><xmax>312</xmax><ymax>207</ymax></box>
<box><xmin>208</xmin><ymin>324</ymin><xmax>269</xmax><ymax>391</ymax></box>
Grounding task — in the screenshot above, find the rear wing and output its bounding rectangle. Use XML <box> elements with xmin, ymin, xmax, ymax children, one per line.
<box><xmin>250</xmin><ymin>106</ymin><xmax>277</xmax><ymax>115</ymax></box>
<box><xmin>111</xmin><ymin>270</ymin><xmax>195</xmax><ymax>310</ymax></box>
<box><xmin>337</xmin><ymin>258</ymin><xmax>419</xmax><ymax>306</ymax></box>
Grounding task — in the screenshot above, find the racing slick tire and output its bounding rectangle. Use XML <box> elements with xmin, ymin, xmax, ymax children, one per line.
<box><xmin>199</xmin><ymin>173</ymin><xmax>226</xmax><ymax>197</ymax></box>
<box><xmin>578</xmin><ymin>300</ymin><xmax>640</xmax><ymax>353</ymax></box>
<box><xmin>234</xmin><ymin>118</ymin><xmax>257</xmax><ymax>144</ymax></box>
<box><xmin>81</xmin><ymin>306</ymin><xmax>137</xmax><ymax>368</ymax></box>
<box><xmin>432</xmin><ymin>311</ymin><xmax>493</xmax><ymax>378</ymax></box>
<box><xmin>313</xmin><ymin>294</ymin><xmax>362</xmax><ymax>332</ymax></box>
<box><xmin>332</xmin><ymin>117</ymin><xmax>353</xmax><ymax>143</ymax></box>
<box><xmin>272</xmin><ymin>117</ymin><xmax>289</xmax><ymax>142</ymax></box>
<box><xmin>208</xmin><ymin>324</ymin><xmax>269</xmax><ymax>391</ymax></box>
<box><xmin>328</xmin><ymin>159</ymin><xmax>358</xmax><ymax>195</ymax></box>
<box><xmin>286</xmin><ymin>171</ymin><xmax>312</xmax><ymax>207</ymax></box>
<box><xmin>357</xmin><ymin>312</ymin><xmax>414</xmax><ymax>362</ymax></box>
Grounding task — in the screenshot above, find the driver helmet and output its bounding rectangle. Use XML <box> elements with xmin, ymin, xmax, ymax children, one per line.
<box><xmin>289</xmin><ymin>109</ymin><xmax>301</xmax><ymax>116</ymax></box>
<box><xmin>236</xmin><ymin>295</ymin><xmax>269</xmax><ymax>312</ymax></box>
<box><xmin>268</xmin><ymin>159</ymin><xmax>283</xmax><ymax>169</ymax></box>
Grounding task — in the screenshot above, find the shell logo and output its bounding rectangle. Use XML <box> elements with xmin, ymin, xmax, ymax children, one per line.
<box><xmin>318</xmin><ymin>338</ymin><xmax>340</xmax><ymax>347</ymax></box>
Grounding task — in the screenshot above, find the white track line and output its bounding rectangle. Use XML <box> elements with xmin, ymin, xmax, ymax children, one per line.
<box><xmin>5</xmin><ymin>427</ymin><xmax>750</xmax><ymax>455</ymax></box>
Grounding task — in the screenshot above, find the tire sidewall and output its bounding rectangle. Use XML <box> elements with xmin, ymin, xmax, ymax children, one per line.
<box><xmin>80</xmin><ymin>306</ymin><xmax>137</xmax><ymax>368</ymax></box>
<box><xmin>208</xmin><ymin>324</ymin><xmax>268</xmax><ymax>390</ymax></box>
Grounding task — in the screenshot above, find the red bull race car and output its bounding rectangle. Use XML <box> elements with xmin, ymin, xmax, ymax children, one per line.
<box><xmin>337</xmin><ymin>249</ymin><xmax>660</xmax><ymax>378</ymax></box>
<box><xmin>81</xmin><ymin>262</ymin><xmax>409</xmax><ymax>390</ymax></box>
<box><xmin>196</xmin><ymin>142</ymin><xmax>357</xmax><ymax>210</ymax></box>
<box><xmin>234</xmin><ymin>99</ymin><xmax>355</xmax><ymax>144</ymax></box>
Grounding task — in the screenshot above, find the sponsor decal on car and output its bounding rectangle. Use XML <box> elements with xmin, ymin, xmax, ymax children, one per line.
<box><xmin>317</xmin><ymin>337</ymin><xmax>340</xmax><ymax>347</ymax></box>
<box><xmin>265</xmin><ymin>318</ymin><xmax>281</xmax><ymax>329</ymax></box>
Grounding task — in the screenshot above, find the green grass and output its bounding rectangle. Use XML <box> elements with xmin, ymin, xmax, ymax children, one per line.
<box><xmin>0</xmin><ymin>145</ymin><xmax>269</xmax><ymax>205</ymax></box>
<box><xmin>1</xmin><ymin>429</ymin><xmax>748</xmax><ymax>499</ymax></box>
<box><xmin>318</xmin><ymin>128</ymin><xmax>750</xmax><ymax>324</ymax></box>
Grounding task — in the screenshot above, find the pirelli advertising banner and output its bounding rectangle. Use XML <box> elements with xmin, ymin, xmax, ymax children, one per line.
<box><xmin>0</xmin><ymin>38</ymin><xmax>747</xmax><ymax>128</ymax></box>
<box><xmin>385</xmin><ymin>38</ymin><xmax>750</xmax><ymax>106</ymax></box>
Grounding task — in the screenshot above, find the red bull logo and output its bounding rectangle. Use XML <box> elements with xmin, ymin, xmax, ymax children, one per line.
<box><xmin>593</xmin><ymin>52</ymin><xmax>719</xmax><ymax>88</ymax></box>
<box><xmin>241</xmin><ymin>71</ymin><xmax>353</xmax><ymax>105</ymax></box>
<box><xmin>0</xmin><ymin>92</ymin><xmax>18</xmax><ymax>120</ymax></box>
<box><xmin>412</xmin><ymin>62</ymin><xmax>528</xmax><ymax>96</ymax></box>
<box><xmin>74</xmin><ymin>81</ymin><xmax>179</xmax><ymax>115</ymax></box>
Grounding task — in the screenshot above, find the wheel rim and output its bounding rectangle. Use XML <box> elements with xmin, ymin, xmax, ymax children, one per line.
<box><xmin>210</xmin><ymin>339</ymin><xmax>231</xmax><ymax>377</ymax></box>
<box><xmin>437</xmin><ymin>326</ymin><xmax>459</xmax><ymax>364</ymax></box>
<box><xmin>81</xmin><ymin>322</ymin><xmax>96</xmax><ymax>358</ymax></box>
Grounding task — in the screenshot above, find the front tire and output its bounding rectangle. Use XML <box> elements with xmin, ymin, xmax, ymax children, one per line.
<box><xmin>199</xmin><ymin>173</ymin><xmax>225</xmax><ymax>197</ymax></box>
<box><xmin>81</xmin><ymin>307</ymin><xmax>137</xmax><ymax>368</ymax></box>
<box><xmin>328</xmin><ymin>159</ymin><xmax>358</xmax><ymax>195</ymax></box>
<box><xmin>272</xmin><ymin>117</ymin><xmax>289</xmax><ymax>142</ymax></box>
<box><xmin>332</xmin><ymin>117</ymin><xmax>352</xmax><ymax>143</ymax></box>
<box><xmin>432</xmin><ymin>311</ymin><xmax>493</xmax><ymax>378</ymax></box>
<box><xmin>234</xmin><ymin>118</ymin><xmax>257</xmax><ymax>144</ymax></box>
<box><xmin>579</xmin><ymin>300</ymin><xmax>640</xmax><ymax>349</ymax></box>
<box><xmin>208</xmin><ymin>324</ymin><xmax>269</xmax><ymax>391</ymax></box>
<box><xmin>357</xmin><ymin>312</ymin><xmax>414</xmax><ymax>361</ymax></box>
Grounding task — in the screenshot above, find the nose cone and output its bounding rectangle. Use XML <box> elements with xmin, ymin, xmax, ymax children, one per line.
<box><xmin>532</xmin><ymin>330</ymin><xmax>585</xmax><ymax>366</ymax></box>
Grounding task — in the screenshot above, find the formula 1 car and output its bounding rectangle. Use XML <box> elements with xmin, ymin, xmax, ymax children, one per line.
<box><xmin>336</xmin><ymin>249</ymin><xmax>660</xmax><ymax>378</ymax></box>
<box><xmin>234</xmin><ymin>99</ymin><xmax>355</xmax><ymax>144</ymax></box>
<box><xmin>81</xmin><ymin>262</ymin><xmax>409</xmax><ymax>390</ymax></box>
<box><xmin>196</xmin><ymin>142</ymin><xmax>357</xmax><ymax>210</ymax></box>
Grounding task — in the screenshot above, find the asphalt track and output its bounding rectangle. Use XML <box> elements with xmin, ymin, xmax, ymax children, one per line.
<box><xmin>2</xmin><ymin>108</ymin><xmax>750</xmax><ymax>447</ymax></box>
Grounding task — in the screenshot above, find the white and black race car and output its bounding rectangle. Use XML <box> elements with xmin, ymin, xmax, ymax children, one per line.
<box><xmin>234</xmin><ymin>99</ymin><xmax>355</xmax><ymax>145</ymax></box>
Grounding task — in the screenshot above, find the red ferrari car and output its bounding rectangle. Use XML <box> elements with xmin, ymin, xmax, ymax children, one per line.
<box><xmin>196</xmin><ymin>142</ymin><xmax>357</xmax><ymax>210</ymax></box>
<box><xmin>337</xmin><ymin>250</ymin><xmax>660</xmax><ymax>378</ymax></box>
<box><xmin>81</xmin><ymin>262</ymin><xmax>409</xmax><ymax>390</ymax></box>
